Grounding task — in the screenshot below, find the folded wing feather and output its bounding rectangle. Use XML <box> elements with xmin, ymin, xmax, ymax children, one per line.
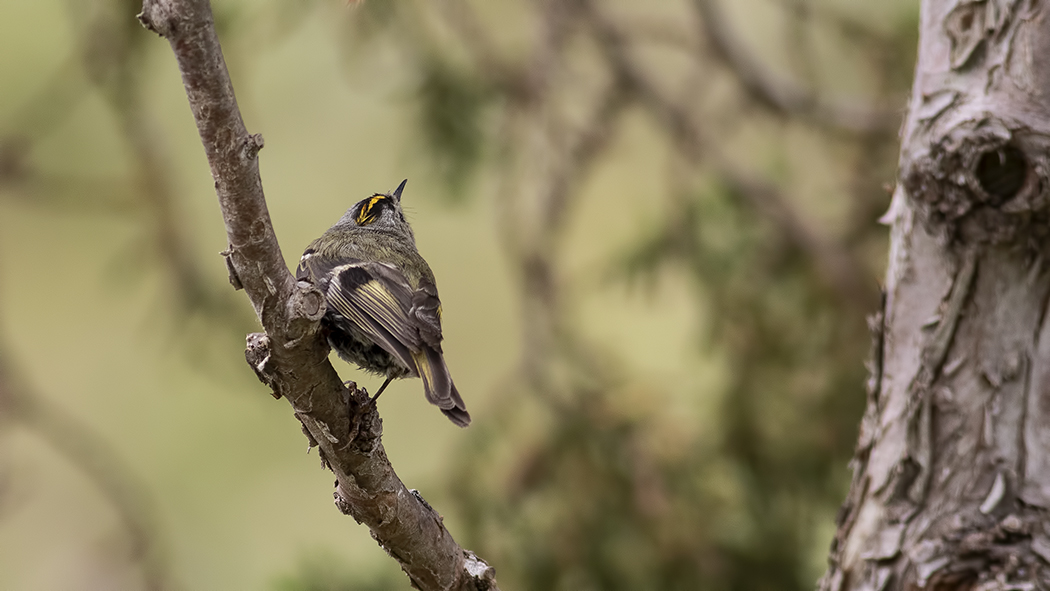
<box><xmin>301</xmin><ymin>258</ymin><xmax>468</xmax><ymax>424</ymax></box>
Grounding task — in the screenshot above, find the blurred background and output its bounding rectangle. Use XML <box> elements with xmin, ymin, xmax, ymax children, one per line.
<box><xmin>0</xmin><ymin>0</ymin><xmax>916</xmax><ymax>589</ymax></box>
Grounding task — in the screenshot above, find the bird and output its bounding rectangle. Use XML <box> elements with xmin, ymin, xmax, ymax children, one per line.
<box><xmin>296</xmin><ymin>179</ymin><xmax>470</xmax><ymax>427</ymax></box>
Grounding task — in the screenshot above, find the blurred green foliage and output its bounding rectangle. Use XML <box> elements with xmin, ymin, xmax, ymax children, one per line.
<box><xmin>443</xmin><ymin>180</ymin><xmax>870</xmax><ymax>591</ymax></box>
<box><xmin>0</xmin><ymin>0</ymin><xmax>917</xmax><ymax>589</ymax></box>
<box><xmin>414</xmin><ymin>60</ymin><xmax>493</xmax><ymax>198</ymax></box>
<box><xmin>273</xmin><ymin>552</ymin><xmax>402</xmax><ymax>591</ymax></box>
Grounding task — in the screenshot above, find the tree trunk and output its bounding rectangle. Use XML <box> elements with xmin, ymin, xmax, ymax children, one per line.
<box><xmin>821</xmin><ymin>1</ymin><xmax>1050</xmax><ymax>589</ymax></box>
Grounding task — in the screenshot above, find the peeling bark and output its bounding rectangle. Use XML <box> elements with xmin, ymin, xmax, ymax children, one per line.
<box><xmin>822</xmin><ymin>1</ymin><xmax>1050</xmax><ymax>589</ymax></box>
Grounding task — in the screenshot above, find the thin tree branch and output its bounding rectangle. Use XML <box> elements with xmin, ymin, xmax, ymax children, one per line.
<box><xmin>583</xmin><ymin>0</ymin><xmax>877</xmax><ymax>309</ymax></box>
<box><xmin>431</xmin><ymin>0</ymin><xmax>530</xmax><ymax>101</ymax></box>
<box><xmin>539</xmin><ymin>76</ymin><xmax>629</xmax><ymax>256</ymax></box>
<box><xmin>491</xmin><ymin>0</ymin><xmax>579</xmax><ymax>262</ymax></box>
<box><xmin>622</xmin><ymin>15</ymin><xmax>698</xmax><ymax>52</ymax></box>
<box><xmin>773</xmin><ymin>0</ymin><xmax>899</xmax><ymax>51</ymax></box>
<box><xmin>691</xmin><ymin>0</ymin><xmax>897</xmax><ymax>135</ymax></box>
<box><xmin>135</xmin><ymin>1</ymin><xmax>498</xmax><ymax>589</ymax></box>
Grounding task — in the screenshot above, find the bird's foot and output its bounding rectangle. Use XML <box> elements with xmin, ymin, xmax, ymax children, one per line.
<box><xmin>340</xmin><ymin>381</ymin><xmax>365</xmax><ymax>446</ymax></box>
<box><xmin>369</xmin><ymin>377</ymin><xmax>393</xmax><ymax>406</ymax></box>
<box><xmin>340</xmin><ymin>379</ymin><xmax>387</xmax><ymax>450</ymax></box>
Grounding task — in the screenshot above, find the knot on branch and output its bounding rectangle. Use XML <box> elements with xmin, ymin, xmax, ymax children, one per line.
<box><xmin>281</xmin><ymin>281</ymin><xmax>326</xmax><ymax>348</ymax></box>
<box><xmin>219</xmin><ymin>246</ymin><xmax>243</xmax><ymax>290</ymax></box>
<box><xmin>333</xmin><ymin>486</ymin><xmax>356</xmax><ymax>519</ymax></box>
<box><xmin>902</xmin><ymin>116</ymin><xmax>1050</xmax><ymax>243</ymax></box>
<box><xmin>342</xmin><ymin>383</ymin><xmax>383</xmax><ymax>455</ymax></box>
<box><xmin>242</xmin><ymin>133</ymin><xmax>264</xmax><ymax>161</ymax></box>
<box><xmin>289</xmin><ymin>280</ymin><xmax>326</xmax><ymax>322</ymax></box>
<box><xmin>245</xmin><ymin>332</ymin><xmax>282</xmax><ymax>399</ymax></box>
<box><xmin>463</xmin><ymin>550</ymin><xmax>499</xmax><ymax>589</ymax></box>
<box><xmin>136</xmin><ymin>2</ymin><xmax>176</xmax><ymax>38</ymax></box>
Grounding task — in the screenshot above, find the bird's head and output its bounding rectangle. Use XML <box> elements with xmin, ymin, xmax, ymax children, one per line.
<box><xmin>338</xmin><ymin>179</ymin><xmax>411</xmax><ymax>236</ymax></box>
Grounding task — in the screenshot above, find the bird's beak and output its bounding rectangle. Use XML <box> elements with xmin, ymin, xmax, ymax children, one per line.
<box><xmin>392</xmin><ymin>178</ymin><xmax>408</xmax><ymax>202</ymax></box>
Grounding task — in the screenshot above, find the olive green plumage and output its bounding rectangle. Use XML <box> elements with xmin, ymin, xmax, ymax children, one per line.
<box><xmin>296</xmin><ymin>179</ymin><xmax>470</xmax><ymax>427</ymax></box>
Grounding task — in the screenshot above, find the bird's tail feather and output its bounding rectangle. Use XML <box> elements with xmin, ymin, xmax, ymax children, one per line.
<box><xmin>441</xmin><ymin>382</ymin><xmax>470</xmax><ymax>427</ymax></box>
<box><xmin>413</xmin><ymin>348</ymin><xmax>471</xmax><ymax>427</ymax></box>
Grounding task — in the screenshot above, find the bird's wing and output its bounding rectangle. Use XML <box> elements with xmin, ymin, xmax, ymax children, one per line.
<box><xmin>298</xmin><ymin>254</ymin><xmax>470</xmax><ymax>426</ymax></box>
<box><xmin>409</xmin><ymin>275</ymin><xmax>443</xmax><ymax>349</ymax></box>
<box><xmin>325</xmin><ymin>261</ymin><xmax>423</xmax><ymax>371</ymax></box>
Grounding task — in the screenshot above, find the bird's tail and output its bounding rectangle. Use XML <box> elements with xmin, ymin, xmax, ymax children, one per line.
<box><xmin>412</xmin><ymin>347</ymin><xmax>471</xmax><ymax>427</ymax></box>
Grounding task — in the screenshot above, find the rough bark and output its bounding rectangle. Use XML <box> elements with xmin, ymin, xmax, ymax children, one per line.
<box><xmin>822</xmin><ymin>1</ymin><xmax>1050</xmax><ymax>589</ymax></box>
<box><xmin>136</xmin><ymin>1</ymin><xmax>498</xmax><ymax>589</ymax></box>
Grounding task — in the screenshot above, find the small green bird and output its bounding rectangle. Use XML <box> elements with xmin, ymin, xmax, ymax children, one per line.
<box><xmin>296</xmin><ymin>179</ymin><xmax>470</xmax><ymax>427</ymax></box>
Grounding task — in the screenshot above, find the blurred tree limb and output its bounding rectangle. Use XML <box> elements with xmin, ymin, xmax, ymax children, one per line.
<box><xmin>0</xmin><ymin>347</ymin><xmax>176</xmax><ymax>591</ymax></box>
<box><xmin>0</xmin><ymin>0</ymin><xmax>918</xmax><ymax>588</ymax></box>
<box><xmin>418</xmin><ymin>0</ymin><xmax>883</xmax><ymax>312</ymax></box>
<box><xmin>369</xmin><ymin>1</ymin><xmax>902</xmax><ymax>588</ymax></box>
<box><xmin>136</xmin><ymin>1</ymin><xmax>498</xmax><ymax>589</ymax></box>
<box><xmin>581</xmin><ymin>0</ymin><xmax>877</xmax><ymax>311</ymax></box>
<box><xmin>691</xmin><ymin>0</ymin><xmax>897</xmax><ymax>134</ymax></box>
<box><xmin>0</xmin><ymin>0</ymin><xmax>246</xmax><ymax>329</ymax></box>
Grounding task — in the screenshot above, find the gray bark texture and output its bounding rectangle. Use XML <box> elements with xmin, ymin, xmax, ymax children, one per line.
<box><xmin>136</xmin><ymin>1</ymin><xmax>499</xmax><ymax>589</ymax></box>
<box><xmin>821</xmin><ymin>1</ymin><xmax>1050</xmax><ymax>589</ymax></box>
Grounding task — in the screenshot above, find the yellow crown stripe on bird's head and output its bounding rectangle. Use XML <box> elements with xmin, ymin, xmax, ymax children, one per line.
<box><xmin>356</xmin><ymin>194</ymin><xmax>388</xmax><ymax>225</ymax></box>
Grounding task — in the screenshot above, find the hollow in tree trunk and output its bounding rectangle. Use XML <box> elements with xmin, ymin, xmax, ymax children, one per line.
<box><xmin>821</xmin><ymin>1</ymin><xmax>1050</xmax><ymax>589</ymax></box>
